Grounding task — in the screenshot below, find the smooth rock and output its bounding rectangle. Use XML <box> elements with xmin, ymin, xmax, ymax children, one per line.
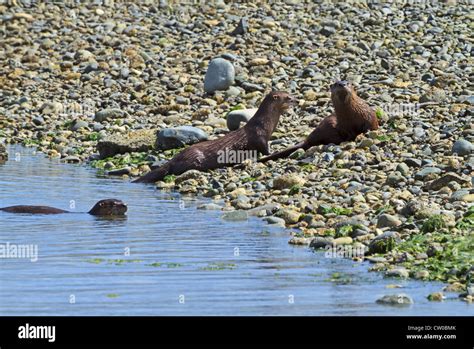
<box><xmin>175</xmin><ymin>170</ymin><xmax>205</xmax><ymax>184</ymax></box>
<box><xmin>32</xmin><ymin>116</ymin><xmax>44</xmax><ymax>126</ymax></box>
<box><xmin>288</xmin><ymin>237</ymin><xmax>312</xmax><ymax>245</ymax></box>
<box><xmin>275</xmin><ymin>209</ymin><xmax>301</xmax><ymax>224</ymax></box>
<box><xmin>404</xmin><ymin>158</ymin><xmax>422</xmax><ymax>168</ymax></box>
<box><xmin>415</xmin><ymin>167</ymin><xmax>442</xmax><ymax>180</ymax></box>
<box><xmin>309</xmin><ymin>237</ymin><xmax>334</xmax><ymax>249</ymax></box>
<box><xmin>452</xmin><ymin>139</ymin><xmax>474</xmax><ymax>156</ymax></box>
<box><xmin>156</xmin><ymin>126</ymin><xmax>208</xmax><ymax>150</ymax></box>
<box><xmin>385</xmin><ymin>268</ymin><xmax>409</xmax><ymax>279</ymax></box>
<box><xmin>396</xmin><ymin>163</ymin><xmax>410</xmax><ymax>176</ymax></box>
<box><xmin>204</xmin><ymin>58</ymin><xmax>235</xmax><ymax>93</ymax></box>
<box><xmin>273</xmin><ymin>174</ymin><xmax>306</xmax><ymax>190</ymax></box>
<box><xmin>377</xmin><ymin>214</ymin><xmax>402</xmax><ymax>229</ymax></box>
<box><xmin>70</xmin><ymin>120</ymin><xmax>89</xmax><ymax>131</ymax></box>
<box><xmin>427</xmin><ymin>292</ymin><xmax>444</xmax><ymax>302</ymax></box>
<box><xmin>414</xmin><ymin>270</ymin><xmax>430</xmax><ymax>279</ymax></box>
<box><xmin>333</xmin><ymin>237</ymin><xmax>353</xmax><ymax>246</ymax></box>
<box><xmin>94</xmin><ymin>108</ymin><xmax>127</xmax><ymax>122</ymax></box>
<box><xmin>107</xmin><ymin>167</ymin><xmax>132</xmax><ymax>176</ymax></box>
<box><xmin>222</xmin><ymin>210</ymin><xmax>248</xmax><ymax>221</ymax></box>
<box><xmin>376</xmin><ymin>294</ymin><xmax>413</xmax><ymax>306</ymax></box>
<box><xmin>386</xmin><ymin>172</ymin><xmax>404</xmax><ymax>186</ymax></box>
<box><xmin>226</xmin><ymin>108</ymin><xmax>257</xmax><ymax>131</ymax></box>
<box><xmin>320</xmin><ymin>26</ymin><xmax>336</xmax><ymax>36</ymax></box>
<box><xmin>450</xmin><ymin>189</ymin><xmax>471</xmax><ymax>202</ymax></box>
<box><xmin>263</xmin><ymin>216</ymin><xmax>286</xmax><ymax>226</ymax></box>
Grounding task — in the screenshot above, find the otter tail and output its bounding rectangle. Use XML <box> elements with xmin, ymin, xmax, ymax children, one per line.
<box><xmin>132</xmin><ymin>162</ymin><xmax>172</xmax><ymax>184</ymax></box>
<box><xmin>258</xmin><ymin>142</ymin><xmax>306</xmax><ymax>163</ymax></box>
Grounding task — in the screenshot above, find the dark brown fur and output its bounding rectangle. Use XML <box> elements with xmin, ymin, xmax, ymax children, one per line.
<box><xmin>0</xmin><ymin>199</ymin><xmax>127</xmax><ymax>216</ymax></box>
<box><xmin>133</xmin><ymin>91</ymin><xmax>295</xmax><ymax>183</ymax></box>
<box><xmin>259</xmin><ymin>81</ymin><xmax>379</xmax><ymax>163</ymax></box>
<box><xmin>0</xmin><ymin>206</ymin><xmax>68</xmax><ymax>214</ymax></box>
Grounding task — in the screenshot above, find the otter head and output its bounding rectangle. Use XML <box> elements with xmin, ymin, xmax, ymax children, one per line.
<box><xmin>268</xmin><ymin>91</ymin><xmax>297</xmax><ymax>112</ymax></box>
<box><xmin>330</xmin><ymin>80</ymin><xmax>356</xmax><ymax>104</ymax></box>
<box><xmin>88</xmin><ymin>199</ymin><xmax>127</xmax><ymax>216</ymax></box>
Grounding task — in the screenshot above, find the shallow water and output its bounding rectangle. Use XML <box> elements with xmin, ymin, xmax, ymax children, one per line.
<box><xmin>0</xmin><ymin>145</ymin><xmax>471</xmax><ymax>315</ymax></box>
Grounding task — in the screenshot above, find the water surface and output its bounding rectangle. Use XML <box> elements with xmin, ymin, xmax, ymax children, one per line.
<box><xmin>0</xmin><ymin>146</ymin><xmax>471</xmax><ymax>315</ymax></box>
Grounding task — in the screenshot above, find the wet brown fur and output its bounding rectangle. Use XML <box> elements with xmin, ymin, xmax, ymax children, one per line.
<box><xmin>133</xmin><ymin>91</ymin><xmax>295</xmax><ymax>183</ymax></box>
<box><xmin>259</xmin><ymin>81</ymin><xmax>379</xmax><ymax>163</ymax></box>
<box><xmin>0</xmin><ymin>199</ymin><xmax>127</xmax><ymax>216</ymax></box>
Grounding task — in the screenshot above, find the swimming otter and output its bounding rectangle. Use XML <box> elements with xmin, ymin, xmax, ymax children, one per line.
<box><xmin>133</xmin><ymin>91</ymin><xmax>296</xmax><ymax>183</ymax></box>
<box><xmin>0</xmin><ymin>199</ymin><xmax>127</xmax><ymax>216</ymax></box>
<box><xmin>259</xmin><ymin>81</ymin><xmax>379</xmax><ymax>162</ymax></box>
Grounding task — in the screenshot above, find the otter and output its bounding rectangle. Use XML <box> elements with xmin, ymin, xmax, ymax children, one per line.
<box><xmin>0</xmin><ymin>199</ymin><xmax>127</xmax><ymax>216</ymax></box>
<box><xmin>259</xmin><ymin>81</ymin><xmax>379</xmax><ymax>163</ymax></box>
<box><xmin>133</xmin><ymin>91</ymin><xmax>296</xmax><ymax>183</ymax></box>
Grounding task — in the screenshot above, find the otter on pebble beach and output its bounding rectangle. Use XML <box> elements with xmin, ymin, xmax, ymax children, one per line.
<box><xmin>0</xmin><ymin>199</ymin><xmax>127</xmax><ymax>216</ymax></box>
<box><xmin>133</xmin><ymin>91</ymin><xmax>296</xmax><ymax>183</ymax></box>
<box><xmin>259</xmin><ymin>81</ymin><xmax>379</xmax><ymax>163</ymax></box>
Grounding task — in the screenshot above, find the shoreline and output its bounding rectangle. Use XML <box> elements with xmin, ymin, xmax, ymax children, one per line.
<box><xmin>1</xmin><ymin>1</ymin><xmax>472</xmax><ymax>305</ymax></box>
<box><xmin>3</xmin><ymin>140</ymin><xmax>473</xmax><ymax>304</ymax></box>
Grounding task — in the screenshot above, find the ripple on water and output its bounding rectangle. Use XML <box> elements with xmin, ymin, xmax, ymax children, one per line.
<box><xmin>0</xmin><ymin>146</ymin><xmax>471</xmax><ymax>315</ymax></box>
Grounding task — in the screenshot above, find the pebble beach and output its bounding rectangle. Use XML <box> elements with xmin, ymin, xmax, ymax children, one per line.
<box><xmin>0</xmin><ymin>1</ymin><xmax>473</xmax><ymax>304</ymax></box>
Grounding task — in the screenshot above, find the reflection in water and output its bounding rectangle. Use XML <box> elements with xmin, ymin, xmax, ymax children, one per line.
<box><xmin>0</xmin><ymin>146</ymin><xmax>471</xmax><ymax>315</ymax></box>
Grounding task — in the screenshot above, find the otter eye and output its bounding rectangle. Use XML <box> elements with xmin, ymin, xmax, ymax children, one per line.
<box><xmin>272</xmin><ymin>94</ymin><xmax>279</xmax><ymax>100</ymax></box>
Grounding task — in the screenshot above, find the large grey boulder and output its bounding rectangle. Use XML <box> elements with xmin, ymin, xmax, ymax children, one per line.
<box><xmin>204</xmin><ymin>58</ymin><xmax>235</xmax><ymax>93</ymax></box>
<box><xmin>97</xmin><ymin>129</ymin><xmax>156</xmax><ymax>158</ymax></box>
<box><xmin>156</xmin><ymin>126</ymin><xmax>208</xmax><ymax>150</ymax></box>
